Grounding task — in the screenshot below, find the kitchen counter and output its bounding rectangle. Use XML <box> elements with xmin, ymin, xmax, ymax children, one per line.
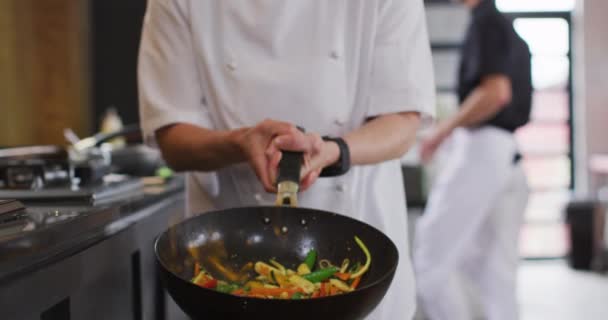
<box><xmin>0</xmin><ymin>177</ymin><xmax>188</xmax><ymax>320</ymax></box>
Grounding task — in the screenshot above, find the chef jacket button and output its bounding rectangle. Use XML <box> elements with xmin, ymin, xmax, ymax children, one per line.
<box><xmin>334</xmin><ymin>118</ymin><xmax>345</xmax><ymax>126</ymax></box>
<box><xmin>330</xmin><ymin>51</ymin><xmax>340</xmax><ymax>60</ymax></box>
<box><xmin>226</xmin><ymin>62</ymin><xmax>237</xmax><ymax>71</ymax></box>
<box><xmin>335</xmin><ymin>184</ymin><xmax>345</xmax><ymax>192</ymax></box>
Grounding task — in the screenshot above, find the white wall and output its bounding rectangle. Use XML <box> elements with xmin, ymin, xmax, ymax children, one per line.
<box><xmin>574</xmin><ymin>0</ymin><xmax>608</xmax><ymax>195</ymax></box>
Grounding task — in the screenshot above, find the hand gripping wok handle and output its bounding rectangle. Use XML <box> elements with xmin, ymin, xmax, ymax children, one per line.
<box><xmin>277</xmin><ymin>151</ymin><xmax>303</xmax><ymax>186</ymax></box>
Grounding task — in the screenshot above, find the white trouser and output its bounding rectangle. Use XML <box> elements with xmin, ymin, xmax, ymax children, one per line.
<box><xmin>414</xmin><ymin>127</ymin><xmax>529</xmax><ymax>320</ymax></box>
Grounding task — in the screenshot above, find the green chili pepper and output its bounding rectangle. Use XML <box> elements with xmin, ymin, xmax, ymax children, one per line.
<box><xmin>304</xmin><ymin>250</ymin><xmax>317</xmax><ymax>270</ymax></box>
<box><xmin>302</xmin><ymin>266</ymin><xmax>339</xmax><ymax>283</ymax></box>
<box><xmin>291</xmin><ymin>292</ymin><xmax>303</xmax><ymax>300</ymax></box>
<box><xmin>216</xmin><ymin>283</ymin><xmax>240</xmax><ymax>294</ymax></box>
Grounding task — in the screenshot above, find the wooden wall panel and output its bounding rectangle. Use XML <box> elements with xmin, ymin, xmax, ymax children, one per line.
<box><xmin>0</xmin><ymin>0</ymin><xmax>35</xmax><ymax>146</ymax></box>
<box><xmin>0</xmin><ymin>0</ymin><xmax>90</xmax><ymax>147</ymax></box>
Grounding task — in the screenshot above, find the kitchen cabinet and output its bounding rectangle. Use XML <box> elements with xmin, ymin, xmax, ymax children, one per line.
<box><xmin>0</xmin><ymin>183</ymin><xmax>188</xmax><ymax>320</ymax></box>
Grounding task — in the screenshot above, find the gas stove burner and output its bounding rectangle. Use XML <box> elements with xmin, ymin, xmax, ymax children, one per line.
<box><xmin>0</xmin><ymin>145</ymin><xmax>110</xmax><ymax>191</ymax></box>
<box><xmin>1</xmin><ymin>160</ymin><xmax>72</xmax><ymax>190</ymax></box>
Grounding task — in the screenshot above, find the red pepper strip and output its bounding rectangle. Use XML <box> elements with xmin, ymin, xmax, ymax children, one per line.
<box><xmin>193</xmin><ymin>274</ymin><xmax>210</xmax><ymax>286</ymax></box>
<box><xmin>311</xmin><ymin>291</ymin><xmax>321</xmax><ymax>298</ymax></box>
<box><xmin>350</xmin><ymin>276</ymin><xmax>361</xmax><ymax>289</ymax></box>
<box><xmin>334</xmin><ymin>272</ymin><xmax>351</xmax><ymax>281</ymax></box>
<box><xmin>249</xmin><ymin>287</ymin><xmax>302</xmax><ymax>298</ymax></box>
<box><xmin>201</xmin><ymin>279</ymin><xmax>218</xmax><ymax>289</ymax></box>
<box><xmin>319</xmin><ymin>282</ymin><xmax>327</xmax><ymax>297</ymax></box>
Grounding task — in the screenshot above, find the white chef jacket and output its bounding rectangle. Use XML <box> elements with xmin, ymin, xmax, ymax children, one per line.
<box><xmin>139</xmin><ymin>1</ymin><xmax>435</xmax><ymax>319</ymax></box>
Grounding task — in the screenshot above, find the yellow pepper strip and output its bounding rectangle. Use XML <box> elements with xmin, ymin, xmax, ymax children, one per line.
<box><xmin>288</xmin><ymin>274</ymin><xmax>316</xmax><ymax>294</ymax></box>
<box><xmin>245</xmin><ymin>281</ymin><xmax>264</xmax><ymax>289</ymax></box>
<box><xmin>297</xmin><ymin>263</ymin><xmax>311</xmax><ymax>275</ymax></box>
<box><xmin>350</xmin><ymin>236</ymin><xmax>371</xmax><ymax>279</ymax></box>
<box><xmin>191</xmin><ymin>271</ymin><xmax>206</xmax><ymax>284</ymax></box>
<box><xmin>269</xmin><ymin>259</ymin><xmax>287</xmax><ymax>275</ymax></box>
<box><xmin>330</xmin><ymin>279</ymin><xmax>353</xmax><ymax>293</ymax></box>
<box><xmin>340</xmin><ymin>259</ymin><xmax>350</xmax><ymax>274</ymax></box>
<box><xmin>208</xmin><ymin>256</ymin><xmax>240</xmax><ymax>282</ymax></box>
<box><xmin>255</xmin><ymin>262</ymin><xmax>281</xmax><ymax>277</ymax></box>
<box><xmin>271</xmin><ymin>270</ymin><xmax>290</xmax><ymax>287</ymax></box>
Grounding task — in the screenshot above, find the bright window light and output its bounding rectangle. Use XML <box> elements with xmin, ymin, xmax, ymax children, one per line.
<box><xmin>496</xmin><ymin>0</ymin><xmax>575</xmax><ymax>12</ymax></box>
<box><xmin>514</xmin><ymin>18</ymin><xmax>570</xmax><ymax>56</ymax></box>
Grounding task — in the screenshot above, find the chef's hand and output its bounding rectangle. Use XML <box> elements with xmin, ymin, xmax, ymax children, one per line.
<box><xmin>267</xmin><ymin>131</ymin><xmax>340</xmax><ymax>191</ymax></box>
<box><xmin>237</xmin><ymin>119</ymin><xmax>300</xmax><ymax>192</ymax></box>
<box><xmin>420</xmin><ymin>124</ymin><xmax>451</xmax><ymax>163</ymax></box>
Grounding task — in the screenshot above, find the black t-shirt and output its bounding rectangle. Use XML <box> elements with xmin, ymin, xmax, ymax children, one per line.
<box><xmin>458</xmin><ymin>0</ymin><xmax>532</xmax><ymax>132</ymax></box>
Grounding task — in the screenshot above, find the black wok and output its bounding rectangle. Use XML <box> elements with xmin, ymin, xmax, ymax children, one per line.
<box><xmin>155</xmin><ymin>146</ymin><xmax>399</xmax><ymax>319</ymax></box>
<box><xmin>155</xmin><ymin>206</ymin><xmax>399</xmax><ymax>320</ymax></box>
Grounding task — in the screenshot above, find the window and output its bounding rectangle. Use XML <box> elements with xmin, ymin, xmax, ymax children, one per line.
<box><xmin>497</xmin><ymin>0</ymin><xmax>575</xmax><ymax>12</ymax></box>
<box><xmin>506</xmin><ymin>12</ymin><xmax>574</xmax><ymax>259</ymax></box>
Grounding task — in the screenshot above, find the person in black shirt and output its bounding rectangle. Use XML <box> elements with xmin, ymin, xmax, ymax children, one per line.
<box><xmin>414</xmin><ymin>1</ymin><xmax>532</xmax><ymax>319</ymax></box>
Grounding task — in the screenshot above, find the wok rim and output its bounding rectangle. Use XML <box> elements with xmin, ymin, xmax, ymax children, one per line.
<box><xmin>154</xmin><ymin>205</ymin><xmax>400</xmax><ymax>301</ymax></box>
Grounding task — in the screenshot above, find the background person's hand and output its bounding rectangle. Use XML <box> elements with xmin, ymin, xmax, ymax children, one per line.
<box><xmin>267</xmin><ymin>131</ymin><xmax>340</xmax><ymax>191</ymax></box>
<box><xmin>420</xmin><ymin>124</ymin><xmax>451</xmax><ymax>163</ymax></box>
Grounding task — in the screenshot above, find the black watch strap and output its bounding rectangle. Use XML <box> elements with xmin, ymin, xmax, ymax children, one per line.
<box><xmin>320</xmin><ymin>136</ymin><xmax>351</xmax><ymax>177</ymax></box>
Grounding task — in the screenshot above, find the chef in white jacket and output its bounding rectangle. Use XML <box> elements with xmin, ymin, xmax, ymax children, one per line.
<box><xmin>138</xmin><ymin>1</ymin><xmax>435</xmax><ymax>318</ymax></box>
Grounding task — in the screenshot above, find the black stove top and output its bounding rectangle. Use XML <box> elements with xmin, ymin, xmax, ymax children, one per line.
<box><xmin>0</xmin><ymin>175</ymin><xmax>143</xmax><ymax>205</ymax></box>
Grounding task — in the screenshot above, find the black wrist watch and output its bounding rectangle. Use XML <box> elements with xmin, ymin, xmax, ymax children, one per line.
<box><xmin>320</xmin><ymin>136</ymin><xmax>351</xmax><ymax>177</ymax></box>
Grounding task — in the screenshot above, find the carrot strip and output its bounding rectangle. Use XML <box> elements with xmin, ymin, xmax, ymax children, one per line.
<box><xmin>319</xmin><ymin>282</ymin><xmax>327</xmax><ymax>297</ymax></box>
<box><xmin>249</xmin><ymin>287</ymin><xmax>301</xmax><ymax>297</ymax></box>
<box><xmin>194</xmin><ymin>263</ymin><xmax>201</xmax><ymax>276</ymax></box>
<box><xmin>334</xmin><ymin>272</ymin><xmax>351</xmax><ymax>281</ymax></box>
<box><xmin>329</xmin><ymin>284</ymin><xmax>339</xmax><ymax>296</ymax></box>
<box><xmin>350</xmin><ymin>276</ymin><xmax>361</xmax><ymax>289</ymax></box>
<box><xmin>232</xmin><ymin>288</ymin><xmax>246</xmax><ymax>296</ymax></box>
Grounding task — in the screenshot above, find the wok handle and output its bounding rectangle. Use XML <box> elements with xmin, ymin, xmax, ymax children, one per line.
<box><xmin>275</xmin><ymin>127</ymin><xmax>305</xmax><ymax>207</ymax></box>
<box><xmin>277</xmin><ymin>151</ymin><xmax>303</xmax><ymax>186</ymax></box>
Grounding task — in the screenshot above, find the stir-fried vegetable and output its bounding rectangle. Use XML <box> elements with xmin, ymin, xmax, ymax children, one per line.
<box><xmin>190</xmin><ymin>236</ymin><xmax>372</xmax><ymax>299</ymax></box>
<box><xmin>304</xmin><ymin>249</ymin><xmax>317</xmax><ymax>270</ymax></box>
<box><xmin>350</xmin><ymin>236</ymin><xmax>371</xmax><ymax>279</ymax></box>
<box><xmin>303</xmin><ymin>266</ymin><xmax>339</xmax><ymax>283</ymax></box>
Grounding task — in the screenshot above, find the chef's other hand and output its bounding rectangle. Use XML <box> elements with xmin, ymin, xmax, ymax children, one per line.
<box><xmin>420</xmin><ymin>124</ymin><xmax>451</xmax><ymax>163</ymax></box>
<box><xmin>267</xmin><ymin>131</ymin><xmax>340</xmax><ymax>191</ymax></box>
<box><xmin>237</xmin><ymin>119</ymin><xmax>299</xmax><ymax>193</ymax></box>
